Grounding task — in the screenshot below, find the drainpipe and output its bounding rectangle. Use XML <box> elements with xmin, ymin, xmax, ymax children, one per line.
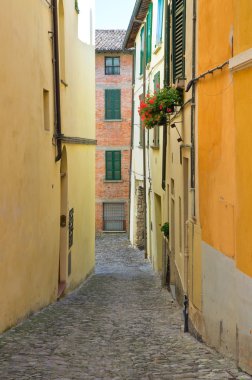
<box><xmin>52</xmin><ymin>0</ymin><xmax>62</xmax><ymax>162</ymax></box>
<box><xmin>183</xmin><ymin>0</ymin><xmax>197</xmax><ymax>334</ymax></box>
<box><xmin>128</xmin><ymin>46</ymin><xmax>136</xmax><ymax>239</ymax></box>
<box><xmin>161</xmin><ymin>2</ymin><xmax>170</xmax><ymax>190</ymax></box>
<box><xmin>191</xmin><ymin>0</ymin><xmax>196</xmax><ymax>216</ymax></box>
<box><xmin>142</xmin><ymin>23</ymin><xmax>148</xmax><ymax>259</ymax></box>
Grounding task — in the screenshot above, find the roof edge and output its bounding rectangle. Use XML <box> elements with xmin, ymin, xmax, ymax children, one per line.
<box><xmin>123</xmin><ymin>0</ymin><xmax>151</xmax><ymax>49</ymax></box>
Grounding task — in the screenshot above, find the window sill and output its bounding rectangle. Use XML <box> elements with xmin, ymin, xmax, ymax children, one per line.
<box><xmin>104</xmin><ymin>180</ymin><xmax>123</xmax><ymax>183</ymax></box>
<box><xmin>150</xmin><ymin>145</ymin><xmax>160</xmax><ymax>150</ymax></box>
<box><xmin>104</xmin><ymin>119</ymin><xmax>122</xmax><ymax>122</ymax></box>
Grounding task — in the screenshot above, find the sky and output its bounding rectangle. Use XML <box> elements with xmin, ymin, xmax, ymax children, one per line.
<box><xmin>95</xmin><ymin>0</ymin><xmax>136</xmax><ymax>30</ymax></box>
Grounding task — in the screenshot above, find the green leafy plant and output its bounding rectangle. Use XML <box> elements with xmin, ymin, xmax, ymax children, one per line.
<box><xmin>138</xmin><ymin>86</ymin><xmax>182</xmax><ymax>129</ymax></box>
<box><xmin>161</xmin><ymin>222</ymin><xmax>169</xmax><ymax>238</ymax></box>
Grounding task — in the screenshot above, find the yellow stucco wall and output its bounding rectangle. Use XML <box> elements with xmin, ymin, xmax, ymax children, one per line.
<box><xmin>198</xmin><ymin>0</ymin><xmax>236</xmax><ymax>259</ymax></box>
<box><xmin>0</xmin><ymin>0</ymin><xmax>95</xmax><ymax>332</ymax></box>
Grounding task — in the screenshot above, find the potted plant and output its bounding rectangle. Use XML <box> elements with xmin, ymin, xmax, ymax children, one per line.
<box><xmin>138</xmin><ymin>86</ymin><xmax>181</xmax><ymax>129</ymax></box>
<box><xmin>161</xmin><ymin>222</ymin><xmax>169</xmax><ymax>239</ymax></box>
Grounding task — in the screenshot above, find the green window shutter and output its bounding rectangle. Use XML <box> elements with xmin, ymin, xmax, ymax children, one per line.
<box><xmin>172</xmin><ymin>0</ymin><xmax>186</xmax><ymax>82</ymax></box>
<box><xmin>105</xmin><ymin>89</ymin><xmax>121</xmax><ymax>120</ymax></box>
<box><xmin>156</xmin><ymin>0</ymin><xmax>164</xmax><ymax>45</ymax></box>
<box><xmin>113</xmin><ymin>151</ymin><xmax>121</xmax><ymax>180</ymax></box>
<box><xmin>153</xmin><ymin>71</ymin><xmax>160</xmax><ymax>91</ymax></box>
<box><xmin>146</xmin><ymin>3</ymin><xmax>153</xmax><ymax>64</ymax></box>
<box><xmin>140</xmin><ymin>26</ymin><xmax>144</xmax><ymax>75</ymax></box>
<box><xmin>105</xmin><ymin>151</ymin><xmax>121</xmax><ymax>180</ymax></box>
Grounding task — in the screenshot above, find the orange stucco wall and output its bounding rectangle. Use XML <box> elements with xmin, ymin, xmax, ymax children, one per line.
<box><xmin>198</xmin><ymin>0</ymin><xmax>236</xmax><ymax>258</ymax></box>
<box><xmin>233</xmin><ymin>0</ymin><xmax>252</xmax><ymax>277</ymax></box>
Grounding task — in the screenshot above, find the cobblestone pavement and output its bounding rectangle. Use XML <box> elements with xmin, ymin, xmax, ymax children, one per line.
<box><xmin>0</xmin><ymin>235</ymin><xmax>251</xmax><ymax>380</ymax></box>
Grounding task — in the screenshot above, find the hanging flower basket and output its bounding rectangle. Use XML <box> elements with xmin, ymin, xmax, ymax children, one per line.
<box><xmin>138</xmin><ymin>86</ymin><xmax>181</xmax><ymax>129</ymax></box>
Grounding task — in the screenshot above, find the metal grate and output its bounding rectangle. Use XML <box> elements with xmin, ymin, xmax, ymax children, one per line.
<box><xmin>69</xmin><ymin>208</ymin><xmax>74</xmax><ymax>248</ymax></box>
<box><xmin>103</xmin><ymin>203</ymin><xmax>125</xmax><ymax>231</ymax></box>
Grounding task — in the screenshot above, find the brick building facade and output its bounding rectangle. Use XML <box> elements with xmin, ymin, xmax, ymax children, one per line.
<box><xmin>95</xmin><ymin>30</ymin><xmax>132</xmax><ymax>233</ymax></box>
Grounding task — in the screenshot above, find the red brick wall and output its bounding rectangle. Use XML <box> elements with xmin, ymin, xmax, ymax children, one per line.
<box><xmin>95</xmin><ymin>52</ymin><xmax>132</xmax><ymax>233</ymax></box>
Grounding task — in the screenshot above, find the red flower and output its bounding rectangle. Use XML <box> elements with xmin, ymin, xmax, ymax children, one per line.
<box><xmin>167</xmin><ymin>108</ymin><xmax>172</xmax><ymax>113</ymax></box>
<box><xmin>159</xmin><ymin>105</ymin><xmax>163</xmax><ymax>110</ymax></box>
<box><xmin>149</xmin><ymin>99</ymin><xmax>155</xmax><ymax>104</ymax></box>
<box><xmin>156</xmin><ymin>83</ymin><xmax>160</xmax><ymax>89</ymax></box>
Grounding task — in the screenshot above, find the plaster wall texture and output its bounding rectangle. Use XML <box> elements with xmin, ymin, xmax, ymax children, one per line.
<box><xmin>198</xmin><ymin>0</ymin><xmax>252</xmax><ymax>374</ymax></box>
<box><xmin>0</xmin><ymin>0</ymin><xmax>95</xmax><ymax>332</ymax></box>
<box><xmin>202</xmin><ymin>242</ymin><xmax>252</xmax><ymax>375</ymax></box>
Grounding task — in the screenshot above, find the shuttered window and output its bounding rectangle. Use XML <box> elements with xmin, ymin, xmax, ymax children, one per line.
<box><xmin>156</xmin><ymin>0</ymin><xmax>164</xmax><ymax>45</ymax></box>
<box><xmin>172</xmin><ymin>0</ymin><xmax>186</xmax><ymax>82</ymax></box>
<box><xmin>146</xmin><ymin>3</ymin><xmax>153</xmax><ymax>64</ymax></box>
<box><xmin>105</xmin><ymin>151</ymin><xmax>121</xmax><ymax>180</ymax></box>
<box><xmin>140</xmin><ymin>26</ymin><xmax>144</xmax><ymax>75</ymax></box>
<box><xmin>105</xmin><ymin>89</ymin><xmax>121</xmax><ymax>120</ymax></box>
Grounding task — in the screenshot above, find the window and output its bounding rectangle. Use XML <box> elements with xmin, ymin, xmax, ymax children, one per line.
<box><xmin>103</xmin><ymin>203</ymin><xmax>125</xmax><ymax>231</ymax></box>
<box><xmin>105</xmin><ymin>151</ymin><xmax>121</xmax><ymax>180</ymax></box>
<box><xmin>105</xmin><ymin>89</ymin><xmax>121</xmax><ymax>120</ymax></box>
<box><xmin>146</xmin><ymin>3</ymin><xmax>153</xmax><ymax>64</ymax></box>
<box><xmin>156</xmin><ymin>0</ymin><xmax>164</xmax><ymax>45</ymax></box>
<box><xmin>105</xmin><ymin>57</ymin><xmax>120</xmax><ymax>75</ymax></box>
<box><xmin>140</xmin><ymin>26</ymin><xmax>144</xmax><ymax>75</ymax></box>
<box><xmin>172</xmin><ymin>0</ymin><xmax>186</xmax><ymax>82</ymax></box>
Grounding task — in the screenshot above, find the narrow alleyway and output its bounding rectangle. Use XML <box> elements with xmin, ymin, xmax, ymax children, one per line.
<box><xmin>0</xmin><ymin>235</ymin><xmax>250</xmax><ymax>380</ymax></box>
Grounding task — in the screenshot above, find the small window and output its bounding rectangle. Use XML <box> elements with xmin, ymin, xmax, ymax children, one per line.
<box><xmin>105</xmin><ymin>89</ymin><xmax>121</xmax><ymax>120</ymax></box>
<box><xmin>105</xmin><ymin>151</ymin><xmax>121</xmax><ymax>180</ymax></box>
<box><xmin>105</xmin><ymin>57</ymin><xmax>120</xmax><ymax>75</ymax></box>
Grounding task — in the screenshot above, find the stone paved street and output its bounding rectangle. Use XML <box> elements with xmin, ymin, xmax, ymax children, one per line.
<box><xmin>0</xmin><ymin>234</ymin><xmax>251</xmax><ymax>380</ymax></box>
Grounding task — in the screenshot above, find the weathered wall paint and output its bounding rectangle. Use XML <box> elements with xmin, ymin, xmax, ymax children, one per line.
<box><xmin>0</xmin><ymin>0</ymin><xmax>95</xmax><ymax>332</ymax></box>
<box><xmin>198</xmin><ymin>0</ymin><xmax>252</xmax><ymax>374</ymax></box>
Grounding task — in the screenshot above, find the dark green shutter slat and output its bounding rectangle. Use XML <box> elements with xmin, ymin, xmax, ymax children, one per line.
<box><xmin>106</xmin><ymin>151</ymin><xmax>121</xmax><ymax>180</ymax></box>
<box><xmin>105</xmin><ymin>89</ymin><xmax>121</xmax><ymax>120</ymax></box>
<box><xmin>172</xmin><ymin>0</ymin><xmax>186</xmax><ymax>82</ymax></box>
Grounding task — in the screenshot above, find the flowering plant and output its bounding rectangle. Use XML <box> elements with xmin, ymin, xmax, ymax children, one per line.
<box><xmin>138</xmin><ymin>86</ymin><xmax>181</xmax><ymax>129</ymax></box>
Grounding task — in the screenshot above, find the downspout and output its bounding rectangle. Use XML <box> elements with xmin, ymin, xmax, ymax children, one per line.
<box><xmin>191</xmin><ymin>0</ymin><xmax>196</xmax><ymax>216</ymax></box>
<box><xmin>184</xmin><ymin>0</ymin><xmax>197</xmax><ymax>334</ymax></box>
<box><xmin>143</xmin><ymin>24</ymin><xmax>148</xmax><ymax>259</ymax></box>
<box><xmin>52</xmin><ymin>0</ymin><xmax>62</xmax><ymax>162</ymax></box>
<box><xmin>128</xmin><ymin>46</ymin><xmax>136</xmax><ymax>239</ymax></box>
<box><xmin>162</xmin><ymin>2</ymin><xmax>170</xmax><ymax>190</ymax></box>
